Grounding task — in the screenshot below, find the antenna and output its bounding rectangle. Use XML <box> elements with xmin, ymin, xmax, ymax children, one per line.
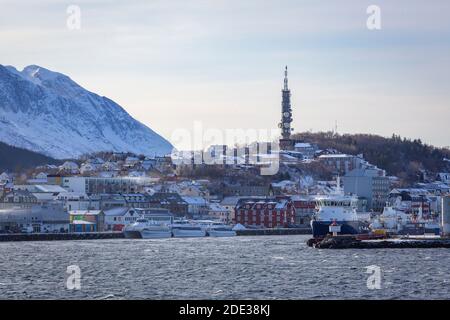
<box><xmin>283</xmin><ymin>66</ymin><xmax>288</xmax><ymax>90</ymax></box>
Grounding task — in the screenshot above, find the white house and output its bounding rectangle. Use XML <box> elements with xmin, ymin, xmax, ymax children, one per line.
<box><xmin>208</xmin><ymin>203</ymin><xmax>230</xmax><ymax>224</ymax></box>
<box><xmin>80</xmin><ymin>163</ymin><xmax>98</xmax><ymax>174</ymax></box>
<box><xmin>35</xmin><ymin>172</ymin><xmax>48</xmax><ymax>180</ymax></box>
<box><xmin>437</xmin><ymin>173</ymin><xmax>450</xmax><ymax>185</ymax></box>
<box><xmin>59</xmin><ymin>161</ymin><xmax>80</xmax><ymax>174</ymax></box>
<box><xmin>0</xmin><ymin>172</ymin><xmax>12</xmax><ymax>184</ymax></box>
<box><xmin>55</xmin><ymin>192</ymin><xmax>99</xmax><ymax>211</ymax></box>
<box><xmin>104</xmin><ymin>207</ymin><xmax>140</xmax><ymax>231</ymax></box>
<box><xmin>294</xmin><ymin>142</ymin><xmax>317</xmax><ymax>159</ymax></box>
<box><xmin>181</xmin><ymin>196</ymin><xmax>208</xmax><ymax>217</ymax></box>
<box><xmin>125</xmin><ymin>156</ymin><xmax>140</xmax><ymax>167</ymax></box>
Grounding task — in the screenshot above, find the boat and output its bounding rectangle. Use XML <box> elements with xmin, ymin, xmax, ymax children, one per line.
<box><xmin>370</xmin><ymin>205</ymin><xmax>409</xmax><ymax>234</ymax></box>
<box><xmin>171</xmin><ymin>219</ymin><xmax>206</xmax><ymax>238</ymax></box>
<box><xmin>193</xmin><ymin>220</ymin><xmax>237</xmax><ymax>237</ymax></box>
<box><xmin>208</xmin><ymin>226</ymin><xmax>236</xmax><ymax>237</ymax></box>
<box><xmin>370</xmin><ymin>203</ymin><xmax>440</xmax><ymax>236</ymax></box>
<box><xmin>123</xmin><ymin>218</ymin><xmax>172</xmax><ymax>239</ymax></box>
<box><xmin>310</xmin><ymin>178</ymin><xmax>368</xmax><ymax>238</ymax></box>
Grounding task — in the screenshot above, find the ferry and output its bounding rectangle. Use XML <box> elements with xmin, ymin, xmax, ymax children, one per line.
<box><xmin>123</xmin><ymin>218</ymin><xmax>172</xmax><ymax>239</ymax></box>
<box><xmin>171</xmin><ymin>219</ymin><xmax>206</xmax><ymax>238</ymax></box>
<box><xmin>195</xmin><ymin>220</ymin><xmax>236</xmax><ymax>237</ymax></box>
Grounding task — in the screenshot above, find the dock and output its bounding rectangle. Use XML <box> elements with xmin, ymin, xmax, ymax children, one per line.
<box><xmin>0</xmin><ymin>228</ymin><xmax>312</xmax><ymax>242</ymax></box>
<box><xmin>236</xmin><ymin>228</ymin><xmax>311</xmax><ymax>236</ymax></box>
<box><xmin>0</xmin><ymin>232</ymin><xmax>125</xmax><ymax>242</ymax></box>
<box><xmin>308</xmin><ymin>235</ymin><xmax>450</xmax><ymax>249</ymax></box>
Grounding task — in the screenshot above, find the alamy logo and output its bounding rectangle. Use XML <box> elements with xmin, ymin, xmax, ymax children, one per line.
<box><xmin>66</xmin><ymin>5</ymin><xmax>81</xmax><ymax>30</ymax></box>
<box><xmin>366</xmin><ymin>5</ymin><xmax>381</xmax><ymax>30</ymax></box>
<box><xmin>66</xmin><ymin>265</ymin><xmax>81</xmax><ymax>290</ymax></box>
<box><xmin>366</xmin><ymin>265</ymin><xmax>381</xmax><ymax>290</ymax></box>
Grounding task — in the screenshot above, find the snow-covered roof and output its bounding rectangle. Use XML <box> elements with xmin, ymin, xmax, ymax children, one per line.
<box><xmin>34</xmin><ymin>184</ymin><xmax>67</xmax><ymax>193</ymax></box>
<box><xmin>209</xmin><ymin>203</ymin><xmax>227</xmax><ymax>211</ymax></box>
<box><xmin>220</xmin><ymin>196</ymin><xmax>242</xmax><ymax>206</ymax></box>
<box><xmin>182</xmin><ymin>196</ymin><xmax>207</xmax><ymax>205</ymax></box>
<box><xmin>104</xmin><ymin>207</ymin><xmax>130</xmax><ymax>217</ymax></box>
<box><xmin>319</xmin><ymin>154</ymin><xmax>351</xmax><ymax>159</ymax></box>
<box><xmin>294</xmin><ymin>142</ymin><xmax>312</xmax><ymax>148</ymax></box>
<box><xmin>71</xmin><ymin>220</ymin><xmax>95</xmax><ymax>225</ymax></box>
<box><xmin>69</xmin><ymin>210</ymin><xmax>102</xmax><ymax>216</ymax></box>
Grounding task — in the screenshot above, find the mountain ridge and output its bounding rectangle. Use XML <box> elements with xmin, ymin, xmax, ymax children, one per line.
<box><xmin>0</xmin><ymin>64</ymin><xmax>173</xmax><ymax>159</ymax></box>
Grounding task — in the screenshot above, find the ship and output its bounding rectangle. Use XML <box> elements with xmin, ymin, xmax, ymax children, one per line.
<box><xmin>310</xmin><ymin>178</ymin><xmax>369</xmax><ymax>238</ymax></box>
<box><xmin>123</xmin><ymin>218</ymin><xmax>172</xmax><ymax>239</ymax></box>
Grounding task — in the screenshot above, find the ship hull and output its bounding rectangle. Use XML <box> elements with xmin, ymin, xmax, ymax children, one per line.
<box><xmin>141</xmin><ymin>229</ymin><xmax>172</xmax><ymax>239</ymax></box>
<box><xmin>207</xmin><ymin>229</ymin><xmax>236</xmax><ymax>237</ymax></box>
<box><xmin>123</xmin><ymin>230</ymin><xmax>142</xmax><ymax>239</ymax></box>
<box><xmin>172</xmin><ymin>228</ymin><xmax>206</xmax><ymax>238</ymax></box>
<box><xmin>311</xmin><ymin>220</ymin><xmax>366</xmax><ymax>238</ymax></box>
<box><xmin>124</xmin><ymin>228</ymin><xmax>172</xmax><ymax>239</ymax></box>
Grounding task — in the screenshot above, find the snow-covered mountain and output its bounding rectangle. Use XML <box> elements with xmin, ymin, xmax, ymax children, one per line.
<box><xmin>0</xmin><ymin>64</ymin><xmax>173</xmax><ymax>159</ymax></box>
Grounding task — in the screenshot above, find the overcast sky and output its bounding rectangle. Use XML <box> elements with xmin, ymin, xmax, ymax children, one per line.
<box><xmin>1</xmin><ymin>0</ymin><xmax>449</xmax><ymax>149</ymax></box>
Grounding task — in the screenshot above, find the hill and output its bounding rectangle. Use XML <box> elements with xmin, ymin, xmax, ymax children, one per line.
<box><xmin>0</xmin><ymin>141</ymin><xmax>59</xmax><ymax>172</ymax></box>
<box><xmin>292</xmin><ymin>132</ymin><xmax>450</xmax><ymax>183</ymax></box>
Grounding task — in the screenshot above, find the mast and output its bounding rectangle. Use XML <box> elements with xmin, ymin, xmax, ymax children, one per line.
<box><xmin>279</xmin><ymin>66</ymin><xmax>293</xmax><ymax>140</ymax></box>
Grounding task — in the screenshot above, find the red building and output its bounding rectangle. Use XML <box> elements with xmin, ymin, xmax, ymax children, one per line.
<box><xmin>291</xmin><ymin>195</ymin><xmax>316</xmax><ymax>226</ymax></box>
<box><xmin>234</xmin><ymin>198</ymin><xmax>295</xmax><ymax>228</ymax></box>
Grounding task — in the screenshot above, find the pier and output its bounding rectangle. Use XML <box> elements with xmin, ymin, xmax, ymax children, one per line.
<box><xmin>0</xmin><ymin>228</ymin><xmax>312</xmax><ymax>242</ymax></box>
<box><xmin>236</xmin><ymin>228</ymin><xmax>311</xmax><ymax>236</ymax></box>
<box><xmin>308</xmin><ymin>235</ymin><xmax>450</xmax><ymax>249</ymax></box>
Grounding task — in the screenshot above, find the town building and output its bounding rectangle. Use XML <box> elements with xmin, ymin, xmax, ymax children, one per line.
<box><xmin>343</xmin><ymin>167</ymin><xmax>390</xmax><ymax>212</ymax></box>
<box><xmin>182</xmin><ymin>196</ymin><xmax>209</xmax><ymax>218</ymax></box>
<box><xmin>69</xmin><ymin>210</ymin><xmax>105</xmax><ymax>232</ymax></box>
<box><xmin>293</xmin><ymin>142</ymin><xmax>318</xmax><ymax>159</ymax></box>
<box><xmin>207</xmin><ymin>202</ymin><xmax>230</xmax><ymax>223</ymax></box>
<box><xmin>0</xmin><ymin>203</ymin><xmax>69</xmax><ymax>233</ymax></box>
<box><xmin>234</xmin><ymin>197</ymin><xmax>295</xmax><ymax>228</ymax></box>
<box><xmin>104</xmin><ymin>207</ymin><xmax>140</xmax><ymax>231</ymax></box>
<box><xmin>291</xmin><ymin>195</ymin><xmax>316</xmax><ymax>226</ymax></box>
<box><xmin>62</xmin><ymin>176</ymin><xmax>153</xmax><ymax>194</ymax></box>
<box><xmin>147</xmin><ymin>192</ymin><xmax>188</xmax><ymax>216</ymax></box>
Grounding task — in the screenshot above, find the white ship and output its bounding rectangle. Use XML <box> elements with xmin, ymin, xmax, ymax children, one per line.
<box><xmin>371</xmin><ymin>201</ymin><xmax>440</xmax><ymax>235</ymax></box>
<box><xmin>171</xmin><ymin>219</ymin><xmax>206</xmax><ymax>238</ymax></box>
<box><xmin>370</xmin><ymin>205</ymin><xmax>409</xmax><ymax>233</ymax></box>
<box><xmin>123</xmin><ymin>218</ymin><xmax>172</xmax><ymax>239</ymax></box>
<box><xmin>310</xmin><ymin>177</ymin><xmax>368</xmax><ymax>238</ymax></box>
<box><xmin>195</xmin><ymin>220</ymin><xmax>236</xmax><ymax>237</ymax></box>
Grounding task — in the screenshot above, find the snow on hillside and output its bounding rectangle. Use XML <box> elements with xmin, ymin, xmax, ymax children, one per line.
<box><xmin>0</xmin><ymin>65</ymin><xmax>173</xmax><ymax>159</ymax></box>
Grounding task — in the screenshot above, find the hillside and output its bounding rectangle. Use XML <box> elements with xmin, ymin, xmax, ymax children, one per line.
<box><xmin>0</xmin><ymin>64</ymin><xmax>173</xmax><ymax>159</ymax></box>
<box><xmin>292</xmin><ymin>132</ymin><xmax>450</xmax><ymax>183</ymax></box>
<box><xmin>0</xmin><ymin>141</ymin><xmax>59</xmax><ymax>172</ymax></box>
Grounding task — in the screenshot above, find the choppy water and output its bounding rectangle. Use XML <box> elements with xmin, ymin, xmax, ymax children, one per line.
<box><xmin>0</xmin><ymin>235</ymin><xmax>449</xmax><ymax>299</ymax></box>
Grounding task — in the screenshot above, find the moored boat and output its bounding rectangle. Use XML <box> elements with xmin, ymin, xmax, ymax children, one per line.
<box><xmin>310</xmin><ymin>178</ymin><xmax>368</xmax><ymax>238</ymax></box>
<box><xmin>171</xmin><ymin>219</ymin><xmax>206</xmax><ymax>238</ymax></box>
<box><xmin>124</xmin><ymin>218</ymin><xmax>172</xmax><ymax>239</ymax></box>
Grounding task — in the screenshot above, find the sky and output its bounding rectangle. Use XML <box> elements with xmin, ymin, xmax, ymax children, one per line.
<box><xmin>1</xmin><ymin>0</ymin><xmax>449</xmax><ymax>149</ymax></box>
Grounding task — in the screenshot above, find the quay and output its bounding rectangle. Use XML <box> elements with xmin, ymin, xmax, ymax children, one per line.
<box><xmin>307</xmin><ymin>235</ymin><xmax>450</xmax><ymax>249</ymax></box>
<box><xmin>236</xmin><ymin>228</ymin><xmax>311</xmax><ymax>236</ymax></box>
<box><xmin>0</xmin><ymin>232</ymin><xmax>124</xmax><ymax>242</ymax></box>
<box><xmin>0</xmin><ymin>228</ymin><xmax>311</xmax><ymax>242</ymax></box>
